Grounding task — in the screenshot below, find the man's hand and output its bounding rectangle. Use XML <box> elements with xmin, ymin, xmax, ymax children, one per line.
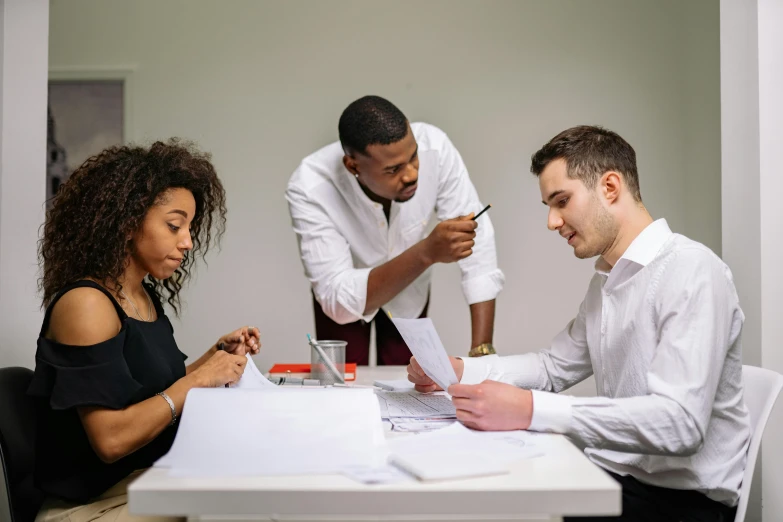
<box><xmin>448</xmin><ymin>380</ymin><xmax>533</xmax><ymax>431</ymax></box>
<box><xmin>407</xmin><ymin>356</ymin><xmax>464</xmax><ymax>393</ymax></box>
<box><xmin>422</xmin><ymin>213</ymin><xmax>477</xmax><ymax>264</ymax></box>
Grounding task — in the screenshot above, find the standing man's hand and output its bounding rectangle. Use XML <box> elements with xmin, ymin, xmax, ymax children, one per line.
<box><xmin>448</xmin><ymin>380</ymin><xmax>533</xmax><ymax>431</ymax></box>
<box><xmin>422</xmin><ymin>213</ymin><xmax>477</xmax><ymax>264</ymax></box>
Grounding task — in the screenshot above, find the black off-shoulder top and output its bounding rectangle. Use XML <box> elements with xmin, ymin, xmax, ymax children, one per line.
<box><xmin>27</xmin><ymin>280</ymin><xmax>187</xmax><ymax>502</ymax></box>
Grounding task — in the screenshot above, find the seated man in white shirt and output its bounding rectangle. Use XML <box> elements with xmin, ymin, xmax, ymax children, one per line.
<box><xmin>407</xmin><ymin>125</ymin><xmax>750</xmax><ymax>521</ymax></box>
<box><xmin>286</xmin><ymin>96</ymin><xmax>504</xmax><ymax>365</ymax></box>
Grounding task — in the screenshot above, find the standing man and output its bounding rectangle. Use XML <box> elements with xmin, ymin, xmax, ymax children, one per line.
<box><xmin>286</xmin><ymin>96</ymin><xmax>504</xmax><ymax>365</ymax></box>
<box><xmin>408</xmin><ymin>125</ymin><xmax>750</xmax><ymax>521</ymax></box>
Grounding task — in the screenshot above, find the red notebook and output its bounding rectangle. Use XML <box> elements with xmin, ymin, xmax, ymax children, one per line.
<box><xmin>268</xmin><ymin>363</ymin><xmax>357</xmax><ymax>381</ymax></box>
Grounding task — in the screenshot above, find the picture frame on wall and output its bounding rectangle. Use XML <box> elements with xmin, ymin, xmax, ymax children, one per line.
<box><xmin>46</xmin><ymin>68</ymin><xmax>134</xmax><ymax>204</ymax></box>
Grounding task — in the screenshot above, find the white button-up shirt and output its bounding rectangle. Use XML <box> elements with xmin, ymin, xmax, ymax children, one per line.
<box><xmin>461</xmin><ymin>219</ymin><xmax>750</xmax><ymax>505</ymax></box>
<box><xmin>286</xmin><ymin>122</ymin><xmax>504</xmax><ymax>324</ymax></box>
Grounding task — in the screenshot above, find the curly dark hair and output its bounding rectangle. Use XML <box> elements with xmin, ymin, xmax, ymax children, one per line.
<box><xmin>38</xmin><ymin>139</ymin><xmax>227</xmax><ymax>314</ymax></box>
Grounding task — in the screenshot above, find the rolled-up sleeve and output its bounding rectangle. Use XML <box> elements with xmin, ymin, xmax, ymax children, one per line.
<box><xmin>286</xmin><ymin>183</ymin><xmax>377</xmax><ymax>324</ymax></box>
<box><xmin>433</xmin><ymin>130</ymin><xmax>504</xmax><ymax>304</ymax></box>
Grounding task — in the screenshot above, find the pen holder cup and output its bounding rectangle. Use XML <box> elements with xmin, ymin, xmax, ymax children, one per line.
<box><xmin>310</xmin><ymin>340</ymin><xmax>347</xmax><ymax>385</ymax></box>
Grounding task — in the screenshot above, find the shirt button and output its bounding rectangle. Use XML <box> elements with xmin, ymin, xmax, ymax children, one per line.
<box><xmin>379</xmin><ymin>221</ymin><xmax>385</xmax><ymax>228</ymax></box>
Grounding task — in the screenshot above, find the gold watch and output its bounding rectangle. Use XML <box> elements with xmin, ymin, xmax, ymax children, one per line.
<box><xmin>468</xmin><ymin>343</ymin><xmax>496</xmax><ymax>357</ymax></box>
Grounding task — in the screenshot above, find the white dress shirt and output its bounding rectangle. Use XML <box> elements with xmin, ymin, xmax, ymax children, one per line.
<box><xmin>286</xmin><ymin>122</ymin><xmax>505</xmax><ymax>324</ymax></box>
<box><xmin>461</xmin><ymin>219</ymin><xmax>750</xmax><ymax>506</ymax></box>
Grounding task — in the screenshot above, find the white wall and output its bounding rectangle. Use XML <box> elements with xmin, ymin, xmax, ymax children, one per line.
<box><xmin>44</xmin><ymin>0</ymin><xmax>720</xmax><ymax>380</ymax></box>
<box><xmin>756</xmin><ymin>1</ymin><xmax>783</xmax><ymax>520</ymax></box>
<box><xmin>0</xmin><ymin>0</ymin><xmax>48</xmax><ymax>369</ymax></box>
<box><xmin>721</xmin><ymin>0</ymin><xmax>783</xmax><ymax>520</ymax></box>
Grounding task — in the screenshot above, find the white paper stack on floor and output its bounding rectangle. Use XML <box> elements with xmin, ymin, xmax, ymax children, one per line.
<box><xmin>156</xmin><ymin>388</ymin><xmax>388</xmax><ymax>477</ymax></box>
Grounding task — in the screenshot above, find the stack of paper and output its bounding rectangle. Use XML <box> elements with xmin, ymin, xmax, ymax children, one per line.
<box><xmin>376</xmin><ymin>318</ymin><xmax>461</xmax><ymax>432</ymax></box>
<box><xmin>156</xmin><ymin>387</ymin><xmax>388</xmax><ymax>477</ymax></box>
<box><xmin>375</xmin><ymin>390</ymin><xmax>456</xmax><ymax>419</ymax></box>
<box><xmin>375</xmin><ymin>390</ymin><xmax>457</xmax><ymax>432</ymax></box>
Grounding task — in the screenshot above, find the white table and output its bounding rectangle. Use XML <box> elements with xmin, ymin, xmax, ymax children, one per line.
<box><xmin>128</xmin><ymin>366</ymin><xmax>620</xmax><ymax>522</ymax></box>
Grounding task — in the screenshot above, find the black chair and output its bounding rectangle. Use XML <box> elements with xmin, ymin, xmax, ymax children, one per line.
<box><xmin>0</xmin><ymin>367</ymin><xmax>44</xmax><ymax>522</ymax></box>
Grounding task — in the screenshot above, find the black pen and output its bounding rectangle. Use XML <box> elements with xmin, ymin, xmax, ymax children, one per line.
<box><xmin>472</xmin><ymin>203</ymin><xmax>492</xmax><ymax>220</ymax></box>
<box><xmin>216</xmin><ymin>342</ymin><xmax>229</xmax><ymax>387</ymax></box>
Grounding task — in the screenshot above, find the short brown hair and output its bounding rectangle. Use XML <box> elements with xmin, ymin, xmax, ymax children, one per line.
<box><xmin>530</xmin><ymin>125</ymin><xmax>642</xmax><ymax>202</ymax></box>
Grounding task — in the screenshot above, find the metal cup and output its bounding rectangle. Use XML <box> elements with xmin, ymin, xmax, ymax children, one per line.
<box><xmin>310</xmin><ymin>340</ymin><xmax>347</xmax><ymax>385</ymax></box>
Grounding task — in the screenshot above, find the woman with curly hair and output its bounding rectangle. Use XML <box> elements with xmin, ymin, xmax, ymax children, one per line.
<box><xmin>29</xmin><ymin>140</ymin><xmax>257</xmax><ymax>522</ymax></box>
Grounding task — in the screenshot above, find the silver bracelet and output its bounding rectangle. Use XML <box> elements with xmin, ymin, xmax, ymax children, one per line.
<box><xmin>156</xmin><ymin>391</ymin><xmax>178</xmax><ymax>426</ymax></box>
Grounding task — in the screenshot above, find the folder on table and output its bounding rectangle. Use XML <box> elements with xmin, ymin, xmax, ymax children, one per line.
<box><xmin>268</xmin><ymin>363</ymin><xmax>356</xmax><ymax>381</ymax></box>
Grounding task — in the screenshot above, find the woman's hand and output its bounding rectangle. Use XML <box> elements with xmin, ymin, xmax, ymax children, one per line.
<box><xmin>189</xmin><ymin>350</ymin><xmax>248</xmax><ymax>388</ymax></box>
<box><xmin>216</xmin><ymin>326</ymin><xmax>261</xmax><ymax>356</ymax></box>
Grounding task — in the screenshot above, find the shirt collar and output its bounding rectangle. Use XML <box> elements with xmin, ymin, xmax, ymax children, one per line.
<box><xmin>595</xmin><ymin>219</ymin><xmax>673</xmax><ymax>274</ymax></box>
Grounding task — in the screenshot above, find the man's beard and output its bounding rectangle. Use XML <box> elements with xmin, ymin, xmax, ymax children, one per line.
<box><xmin>574</xmin><ymin>198</ymin><xmax>617</xmax><ymax>259</ymax></box>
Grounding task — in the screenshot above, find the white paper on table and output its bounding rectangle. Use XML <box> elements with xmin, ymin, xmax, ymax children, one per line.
<box><xmin>230</xmin><ymin>354</ymin><xmax>278</xmax><ymax>389</ymax></box>
<box><xmin>373</xmin><ymin>379</ymin><xmax>415</xmax><ymax>391</ymax></box>
<box><xmin>389</xmin><ymin>318</ymin><xmax>458</xmax><ymax>391</ymax></box>
<box><xmin>470</xmin><ymin>429</ymin><xmax>546</xmax><ymax>460</ymax></box>
<box><xmin>341</xmin><ymin>464</ymin><xmax>415</xmax><ymax>484</ymax></box>
<box><xmin>390</xmin><ymin>418</ymin><xmax>457</xmax><ymax>433</ymax></box>
<box><xmin>156</xmin><ymin>387</ymin><xmax>388</xmax><ymax>477</ymax></box>
<box><xmin>387</xmin><ymin>422</ymin><xmax>547</xmax><ymax>481</ymax></box>
<box><xmin>387</xmin><ymin>422</ymin><xmax>510</xmax><ymax>481</ymax></box>
<box><xmin>375</xmin><ymin>390</ymin><xmax>456</xmax><ymax>419</ymax></box>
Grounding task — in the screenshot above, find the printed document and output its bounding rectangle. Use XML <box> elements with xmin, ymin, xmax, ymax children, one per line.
<box><xmin>375</xmin><ymin>390</ymin><xmax>456</xmax><ymax>419</ymax></box>
<box><xmin>390</xmin><ymin>318</ymin><xmax>458</xmax><ymax>391</ymax></box>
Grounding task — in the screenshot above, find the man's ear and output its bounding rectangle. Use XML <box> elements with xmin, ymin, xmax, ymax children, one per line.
<box><xmin>601</xmin><ymin>170</ymin><xmax>622</xmax><ymax>204</ymax></box>
<box><xmin>342</xmin><ymin>154</ymin><xmax>360</xmax><ymax>177</ymax></box>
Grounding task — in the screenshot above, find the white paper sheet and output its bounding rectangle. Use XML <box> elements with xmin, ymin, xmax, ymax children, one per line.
<box><xmin>230</xmin><ymin>354</ymin><xmax>278</xmax><ymax>389</ymax></box>
<box><xmin>470</xmin><ymin>429</ymin><xmax>546</xmax><ymax>460</ymax></box>
<box><xmin>388</xmin><ymin>422</ymin><xmax>508</xmax><ymax>480</ymax></box>
<box><xmin>373</xmin><ymin>379</ymin><xmax>415</xmax><ymax>391</ymax></box>
<box><xmin>390</xmin><ymin>418</ymin><xmax>457</xmax><ymax>432</ymax></box>
<box><xmin>341</xmin><ymin>464</ymin><xmax>415</xmax><ymax>484</ymax></box>
<box><xmin>156</xmin><ymin>388</ymin><xmax>388</xmax><ymax>477</ymax></box>
<box><xmin>387</xmin><ymin>422</ymin><xmax>547</xmax><ymax>481</ymax></box>
<box><xmin>375</xmin><ymin>390</ymin><xmax>456</xmax><ymax>418</ymax></box>
<box><xmin>389</xmin><ymin>318</ymin><xmax>458</xmax><ymax>391</ymax></box>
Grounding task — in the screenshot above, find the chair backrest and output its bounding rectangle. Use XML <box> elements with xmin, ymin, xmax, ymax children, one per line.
<box><xmin>0</xmin><ymin>367</ymin><xmax>43</xmax><ymax>522</ymax></box>
<box><xmin>734</xmin><ymin>365</ymin><xmax>783</xmax><ymax>522</ymax></box>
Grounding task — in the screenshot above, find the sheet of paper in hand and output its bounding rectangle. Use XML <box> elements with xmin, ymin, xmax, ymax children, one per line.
<box><xmin>390</xmin><ymin>317</ymin><xmax>458</xmax><ymax>391</ymax></box>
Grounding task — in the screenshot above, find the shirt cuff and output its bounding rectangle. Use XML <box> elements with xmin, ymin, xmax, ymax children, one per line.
<box><xmin>529</xmin><ymin>390</ymin><xmax>572</xmax><ymax>433</ymax></box>
<box><xmin>459</xmin><ymin>356</ymin><xmax>494</xmax><ymax>384</ymax></box>
<box><xmin>318</xmin><ymin>267</ymin><xmax>377</xmax><ymax>324</ymax></box>
<box><xmin>461</xmin><ymin>269</ymin><xmax>505</xmax><ymax>304</ymax></box>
